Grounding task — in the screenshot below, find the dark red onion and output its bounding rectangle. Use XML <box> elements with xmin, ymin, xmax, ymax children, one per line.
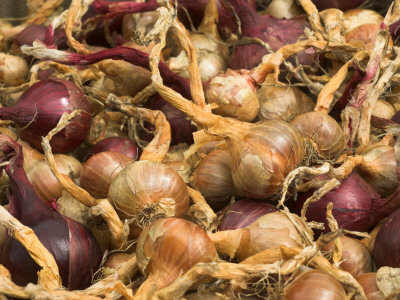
<box><xmin>373</xmin><ymin>207</ymin><xmax>400</xmax><ymax>268</ymax></box>
<box><xmin>391</xmin><ymin>110</ymin><xmax>400</xmax><ymax>124</ymax></box>
<box><xmin>0</xmin><ymin>79</ymin><xmax>92</xmax><ymax>153</ymax></box>
<box><xmin>87</xmin><ymin>136</ymin><xmax>141</xmax><ymax>160</ymax></box>
<box><xmin>218</xmin><ymin>199</ymin><xmax>277</xmax><ymax>231</ymax></box>
<box><xmin>146</xmin><ymin>95</ymin><xmax>196</xmax><ymax>145</ymax></box>
<box><xmin>224</xmin><ymin>0</ymin><xmax>311</xmax><ymax>70</ymax></box>
<box><xmin>0</xmin><ymin>135</ymin><xmax>102</xmax><ymax>290</ymax></box>
<box><xmin>16</xmin><ymin>25</ymin><xmax>47</xmax><ymax>47</ymax></box>
<box><xmin>294</xmin><ymin>172</ymin><xmax>400</xmax><ymax>234</ymax></box>
<box><xmin>311</xmin><ymin>0</ymin><xmax>367</xmax><ymax>11</ymax></box>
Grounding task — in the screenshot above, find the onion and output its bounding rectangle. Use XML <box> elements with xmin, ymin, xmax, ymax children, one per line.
<box><xmin>218</xmin><ymin>198</ymin><xmax>277</xmax><ymax>231</ymax></box>
<box><xmin>0</xmin><ymin>79</ymin><xmax>92</xmax><ymax>153</ymax></box>
<box><xmin>342</xmin><ymin>9</ymin><xmax>384</xmax><ymax>34</ymax></box>
<box><xmin>80</xmin><ymin>151</ymin><xmax>133</xmax><ymax>199</ymax></box>
<box><xmin>16</xmin><ymin>25</ymin><xmax>47</xmax><ymax>47</ymax></box>
<box><xmin>26</xmin><ymin>154</ymin><xmax>82</xmax><ymax>202</ymax></box>
<box><xmin>356</xmin><ymin>273</ymin><xmax>385</xmax><ymax>300</ymax></box>
<box><xmin>263</xmin><ymin>0</ymin><xmax>303</xmax><ymax>19</ymax></box>
<box><xmin>108</xmin><ymin>160</ymin><xmax>190</xmax><ymax>235</ymax></box>
<box><xmin>0</xmin><ymin>53</ymin><xmax>28</xmax><ymax>86</ymax></box>
<box><xmin>122</xmin><ymin>11</ymin><xmax>158</xmax><ymax>40</ymax></box>
<box><xmin>322</xmin><ymin>236</ymin><xmax>374</xmax><ymax>277</ymax></box>
<box><xmin>282</xmin><ymin>269</ymin><xmax>346</xmax><ymax>300</ymax></box>
<box><xmin>210</xmin><ymin>211</ymin><xmax>312</xmax><ymax>260</ymax></box>
<box><xmin>311</xmin><ymin>0</ymin><xmax>367</xmax><ymax>11</ymax></box>
<box><xmin>371</xmin><ymin>99</ymin><xmax>396</xmax><ymax>120</ymax></box>
<box><xmin>87</xmin><ymin>136</ymin><xmax>141</xmax><ymax>160</ymax></box>
<box><xmin>0</xmin><ymin>135</ymin><xmax>102</xmax><ymax>290</ymax></box>
<box><xmin>346</xmin><ymin>23</ymin><xmax>394</xmax><ymax>51</ymax></box>
<box><xmin>295</xmin><ymin>172</ymin><xmax>397</xmax><ymax>233</ymax></box>
<box><xmin>135</xmin><ymin>218</ymin><xmax>219</xmax><ymax>298</ymax></box>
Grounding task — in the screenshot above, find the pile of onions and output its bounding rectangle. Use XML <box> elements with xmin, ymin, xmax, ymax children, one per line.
<box><xmin>0</xmin><ymin>79</ymin><xmax>92</xmax><ymax>153</ymax></box>
<box><xmin>0</xmin><ymin>135</ymin><xmax>102</xmax><ymax>290</ymax></box>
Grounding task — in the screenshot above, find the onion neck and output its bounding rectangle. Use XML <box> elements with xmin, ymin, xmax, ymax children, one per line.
<box><xmin>0</xmin><ymin>106</ymin><xmax>34</xmax><ymax>126</ymax></box>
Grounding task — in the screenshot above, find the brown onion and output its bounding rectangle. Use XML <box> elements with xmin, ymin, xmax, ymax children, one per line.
<box><xmin>0</xmin><ymin>53</ymin><xmax>28</xmax><ymax>86</ymax></box>
<box><xmin>136</xmin><ymin>218</ymin><xmax>218</xmax><ymax>297</ymax></box>
<box><xmin>371</xmin><ymin>99</ymin><xmax>396</xmax><ymax>120</ymax></box>
<box><xmin>346</xmin><ymin>24</ymin><xmax>393</xmax><ymax>51</ymax></box>
<box><xmin>357</xmin><ymin>145</ymin><xmax>399</xmax><ymax>197</ymax></box>
<box><xmin>108</xmin><ymin>160</ymin><xmax>189</xmax><ymax>234</ymax></box>
<box><xmin>356</xmin><ymin>273</ymin><xmax>385</xmax><ymax>300</ymax></box>
<box><xmin>282</xmin><ymin>269</ymin><xmax>346</xmax><ymax>300</ymax></box>
<box><xmin>263</xmin><ymin>0</ymin><xmax>302</xmax><ymax>19</ymax></box>
<box><xmin>26</xmin><ymin>154</ymin><xmax>82</xmax><ymax>202</ymax></box>
<box><xmin>192</xmin><ymin>148</ymin><xmax>235</xmax><ymax>208</ymax></box>
<box><xmin>291</xmin><ymin>111</ymin><xmax>345</xmax><ymax>159</ymax></box>
<box><xmin>342</xmin><ymin>9</ymin><xmax>383</xmax><ymax>34</ymax></box>
<box><xmin>322</xmin><ymin>236</ymin><xmax>374</xmax><ymax>277</ymax></box>
<box><xmin>80</xmin><ymin>151</ymin><xmax>133</xmax><ymax>199</ymax></box>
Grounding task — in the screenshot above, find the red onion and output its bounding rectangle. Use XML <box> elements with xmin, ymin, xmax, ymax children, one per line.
<box><xmin>87</xmin><ymin>136</ymin><xmax>141</xmax><ymax>160</ymax></box>
<box><xmin>0</xmin><ymin>135</ymin><xmax>102</xmax><ymax>289</ymax></box>
<box><xmin>218</xmin><ymin>199</ymin><xmax>277</xmax><ymax>231</ymax></box>
<box><xmin>0</xmin><ymin>79</ymin><xmax>92</xmax><ymax>153</ymax></box>
<box><xmin>16</xmin><ymin>24</ymin><xmax>66</xmax><ymax>49</ymax></box>
<box><xmin>311</xmin><ymin>0</ymin><xmax>367</xmax><ymax>11</ymax></box>
<box><xmin>294</xmin><ymin>172</ymin><xmax>400</xmax><ymax>233</ymax></box>
<box><xmin>223</xmin><ymin>0</ymin><xmax>311</xmax><ymax>70</ymax></box>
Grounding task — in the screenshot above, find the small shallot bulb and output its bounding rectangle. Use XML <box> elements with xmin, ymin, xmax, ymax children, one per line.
<box><xmin>122</xmin><ymin>11</ymin><xmax>158</xmax><ymax>40</ymax></box>
<box><xmin>263</xmin><ymin>0</ymin><xmax>303</xmax><ymax>19</ymax></box>
<box><xmin>345</xmin><ymin>24</ymin><xmax>394</xmax><ymax>51</ymax></box>
<box><xmin>342</xmin><ymin>9</ymin><xmax>383</xmax><ymax>35</ymax></box>
<box><xmin>136</xmin><ymin>218</ymin><xmax>219</xmax><ymax>296</ymax></box>
<box><xmin>258</xmin><ymin>78</ymin><xmax>314</xmax><ymax>121</ymax></box>
<box><xmin>282</xmin><ymin>269</ymin><xmax>347</xmax><ymax>300</ymax></box>
<box><xmin>356</xmin><ymin>273</ymin><xmax>385</xmax><ymax>300</ymax></box>
<box><xmin>357</xmin><ymin>145</ymin><xmax>399</xmax><ymax>197</ymax></box>
<box><xmin>102</xmin><ymin>253</ymin><xmax>132</xmax><ymax>276</ymax></box>
<box><xmin>0</xmin><ymin>53</ymin><xmax>28</xmax><ymax>86</ymax></box>
<box><xmin>322</xmin><ymin>236</ymin><xmax>374</xmax><ymax>277</ymax></box>
<box><xmin>372</xmin><ymin>99</ymin><xmax>396</xmax><ymax>120</ymax></box>
<box><xmin>291</xmin><ymin>111</ymin><xmax>345</xmax><ymax>159</ymax></box>
<box><xmin>192</xmin><ymin>148</ymin><xmax>235</xmax><ymax>208</ymax></box>
<box><xmin>108</xmin><ymin>161</ymin><xmax>190</xmax><ymax>234</ymax></box>
<box><xmin>205</xmin><ymin>69</ymin><xmax>260</xmax><ymax>122</ymax></box>
<box><xmin>26</xmin><ymin>154</ymin><xmax>82</xmax><ymax>202</ymax></box>
<box><xmin>80</xmin><ymin>151</ymin><xmax>133</xmax><ymax>199</ymax></box>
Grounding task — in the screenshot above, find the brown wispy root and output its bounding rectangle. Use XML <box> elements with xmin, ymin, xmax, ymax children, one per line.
<box><xmin>187</xmin><ymin>187</ymin><xmax>218</xmax><ymax>232</ymax></box>
<box><xmin>0</xmin><ymin>0</ymin><xmax>63</xmax><ymax>40</ymax></box>
<box><xmin>41</xmin><ymin>111</ymin><xmax>129</xmax><ymax>249</ymax></box>
<box><xmin>0</xmin><ymin>254</ymin><xmax>139</xmax><ymax>299</ymax></box>
<box><xmin>104</xmin><ymin>93</ymin><xmax>171</xmax><ymax>163</ymax></box>
<box><xmin>0</xmin><ymin>206</ymin><xmax>62</xmax><ymax>289</ymax></box>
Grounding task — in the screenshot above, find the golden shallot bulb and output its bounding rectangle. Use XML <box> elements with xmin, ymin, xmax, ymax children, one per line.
<box><xmin>357</xmin><ymin>145</ymin><xmax>399</xmax><ymax>197</ymax></box>
<box><xmin>80</xmin><ymin>151</ymin><xmax>133</xmax><ymax>199</ymax></box>
<box><xmin>258</xmin><ymin>78</ymin><xmax>314</xmax><ymax>121</ymax></box>
<box><xmin>230</xmin><ymin>120</ymin><xmax>305</xmax><ymax>199</ymax></box>
<box><xmin>205</xmin><ymin>69</ymin><xmax>260</xmax><ymax>122</ymax></box>
<box><xmin>291</xmin><ymin>111</ymin><xmax>345</xmax><ymax>159</ymax></box>
<box><xmin>136</xmin><ymin>218</ymin><xmax>218</xmax><ymax>296</ymax></box>
<box><xmin>342</xmin><ymin>9</ymin><xmax>383</xmax><ymax>34</ymax></box>
<box><xmin>356</xmin><ymin>273</ymin><xmax>385</xmax><ymax>300</ymax></box>
<box><xmin>122</xmin><ymin>11</ymin><xmax>158</xmax><ymax>40</ymax></box>
<box><xmin>372</xmin><ymin>99</ymin><xmax>396</xmax><ymax>120</ymax></box>
<box><xmin>282</xmin><ymin>269</ymin><xmax>347</xmax><ymax>300</ymax></box>
<box><xmin>192</xmin><ymin>148</ymin><xmax>235</xmax><ymax>208</ymax></box>
<box><xmin>108</xmin><ymin>161</ymin><xmax>189</xmax><ymax>233</ymax></box>
<box><xmin>26</xmin><ymin>154</ymin><xmax>82</xmax><ymax>202</ymax></box>
<box><xmin>345</xmin><ymin>24</ymin><xmax>393</xmax><ymax>51</ymax></box>
<box><xmin>0</xmin><ymin>53</ymin><xmax>28</xmax><ymax>86</ymax></box>
<box><xmin>322</xmin><ymin>236</ymin><xmax>374</xmax><ymax>277</ymax></box>
<box><xmin>263</xmin><ymin>0</ymin><xmax>303</xmax><ymax>19</ymax></box>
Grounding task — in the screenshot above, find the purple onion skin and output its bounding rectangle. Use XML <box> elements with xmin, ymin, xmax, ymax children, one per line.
<box><xmin>294</xmin><ymin>172</ymin><xmax>388</xmax><ymax>234</ymax></box>
<box><xmin>0</xmin><ymin>79</ymin><xmax>92</xmax><ymax>154</ymax></box>
<box><xmin>373</xmin><ymin>208</ymin><xmax>400</xmax><ymax>268</ymax></box>
<box><xmin>0</xmin><ymin>136</ymin><xmax>102</xmax><ymax>290</ymax></box>
<box><xmin>218</xmin><ymin>199</ymin><xmax>277</xmax><ymax>231</ymax></box>
<box><xmin>392</xmin><ymin>111</ymin><xmax>400</xmax><ymax>124</ymax></box>
<box><xmin>311</xmin><ymin>0</ymin><xmax>367</xmax><ymax>11</ymax></box>
<box><xmin>224</xmin><ymin>0</ymin><xmax>311</xmax><ymax>70</ymax></box>
<box><xmin>146</xmin><ymin>95</ymin><xmax>196</xmax><ymax>145</ymax></box>
<box><xmin>16</xmin><ymin>25</ymin><xmax>47</xmax><ymax>47</ymax></box>
<box><xmin>87</xmin><ymin>136</ymin><xmax>142</xmax><ymax>160</ymax></box>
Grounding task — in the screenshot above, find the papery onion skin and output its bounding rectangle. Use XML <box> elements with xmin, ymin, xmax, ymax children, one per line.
<box><xmin>108</xmin><ymin>160</ymin><xmax>189</xmax><ymax>232</ymax></box>
<box><xmin>0</xmin><ymin>79</ymin><xmax>92</xmax><ymax>153</ymax></box>
<box><xmin>342</xmin><ymin>9</ymin><xmax>383</xmax><ymax>35</ymax></box>
<box><xmin>371</xmin><ymin>99</ymin><xmax>396</xmax><ymax>120</ymax></box>
<box><xmin>282</xmin><ymin>269</ymin><xmax>347</xmax><ymax>300</ymax></box>
<box><xmin>136</xmin><ymin>218</ymin><xmax>218</xmax><ymax>290</ymax></box>
<box><xmin>345</xmin><ymin>24</ymin><xmax>393</xmax><ymax>51</ymax></box>
<box><xmin>230</xmin><ymin>120</ymin><xmax>305</xmax><ymax>199</ymax></box>
<box><xmin>218</xmin><ymin>198</ymin><xmax>277</xmax><ymax>231</ymax></box>
<box><xmin>0</xmin><ymin>53</ymin><xmax>28</xmax><ymax>86</ymax></box>
<box><xmin>295</xmin><ymin>172</ymin><xmax>387</xmax><ymax>234</ymax></box>
<box><xmin>87</xmin><ymin>136</ymin><xmax>141</xmax><ymax>160</ymax></box>
<box><xmin>291</xmin><ymin>111</ymin><xmax>345</xmax><ymax>159</ymax></box>
<box><xmin>192</xmin><ymin>148</ymin><xmax>235</xmax><ymax>208</ymax></box>
<box><xmin>322</xmin><ymin>236</ymin><xmax>374</xmax><ymax>277</ymax></box>
<box><xmin>373</xmin><ymin>207</ymin><xmax>400</xmax><ymax>268</ymax></box>
<box><xmin>356</xmin><ymin>273</ymin><xmax>385</xmax><ymax>300</ymax></box>
<box><xmin>80</xmin><ymin>151</ymin><xmax>133</xmax><ymax>199</ymax></box>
